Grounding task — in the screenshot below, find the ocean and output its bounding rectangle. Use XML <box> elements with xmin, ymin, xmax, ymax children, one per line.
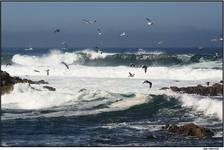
<box><xmin>1</xmin><ymin>47</ymin><xmax>223</xmax><ymax>146</ymax></box>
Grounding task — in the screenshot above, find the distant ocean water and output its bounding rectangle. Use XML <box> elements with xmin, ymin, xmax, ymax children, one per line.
<box><xmin>1</xmin><ymin>47</ymin><xmax>223</xmax><ymax>146</ymax></box>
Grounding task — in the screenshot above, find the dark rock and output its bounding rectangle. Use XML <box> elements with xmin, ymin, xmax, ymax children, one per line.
<box><xmin>170</xmin><ymin>86</ymin><xmax>180</xmax><ymax>92</ymax></box>
<box><xmin>1</xmin><ymin>85</ymin><xmax>14</xmax><ymax>95</ymax></box>
<box><xmin>162</xmin><ymin>123</ymin><xmax>214</xmax><ymax>138</ymax></box>
<box><xmin>36</xmin><ymin>80</ymin><xmax>48</xmax><ymax>84</ymax></box>
<box><xmin>161</xmin><ymin>83</ymin><xmax>223</xmax><ymax>96</ymax></box>
<box><xmin>1</xmin><ymin>71</ymin><xmax>49</xmax><ymax>95</ymax></box>
<box><xmin>43</xmin><ymin>86</ymin><xmax>56</xmax><ymax>91</ymax></box>
<box><xmin>79</xmin><ymin>88</ymin><xmax>87</xmax><ymax>92</ymax></box>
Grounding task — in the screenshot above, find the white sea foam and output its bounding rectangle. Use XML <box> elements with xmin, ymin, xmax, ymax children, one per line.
<box><xmin>11</xmin><ymin>49</ymin><xmax>113</xmax><ymax>66</ymax></box>
<box><xmin>1</xmin><ymin>50</ymin><xmax>222</xmax><ymax>122</ymax></box>
<box><xmin>2</xmin><ymin>64</ymin><xmax>221</xmax><ymax>81</ymax></box>
<box><xmin>1</xmin><ymin>81</ymin><xmax>148</xmax><ymax>120</ymax></box>
<box><xmin>1</xmin><ymin>75</ymin><xmax>222</xmax><ymax>122</ymax></box>
<box><xmin>179</xmin><ymin>94</ymin><xmax>222</xmax><ymax>120</ymax></box>
<box><xmin>1</xmin><ymin>83</ymin><xmax>75</xmax><ymax>110</ymax></box>
<box><xmin>157</xmin><ymin>90</ymin><xmax>223</xmax><ymax>121</ymax></box>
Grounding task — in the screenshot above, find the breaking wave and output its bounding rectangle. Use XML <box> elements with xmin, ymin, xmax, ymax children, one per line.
<box><xmin>5</xmin><ymin>49</ymin><xmax>221</xmax><ymax>67</ymax></box>
<box><xmin>2</xmin><ymin>84</ymin><xmax>222</xmax><ymax>121</ymax></box>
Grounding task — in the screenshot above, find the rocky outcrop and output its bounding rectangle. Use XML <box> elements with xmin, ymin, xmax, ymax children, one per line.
<box><xmin>161</xmin><ymin>83</ymin><xmax>223</xmax><ymax>96</ymax></box>
<box><xmin>1</xmin><ymin>71</ymin><xmax>49</xmax><ymax>95</ymax></box>
<box><xmin>43</xmin><ymin>86</ymin><xmax>56</xmax><ymax>91</ymax></box>
<box><xmin>162</xmin><ymin>123</ymin><xmax>214</xmax><ymax>138</ymax></box>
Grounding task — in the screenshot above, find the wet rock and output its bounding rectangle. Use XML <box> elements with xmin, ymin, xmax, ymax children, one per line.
<box><xmin>36</xmin><ymin>80</ymin><xmax>48</xmax><ymax>84</ymax></box>
<box><xmin>43</xmin><ymin>86</ymin><xmax>56</xmax><ymax>91</ymax></box>
<box><xmin>1</xmin><ymin>71</ymin><xmax>49</xmax><ymax>95</ymax></box>
<box><xmin>161</xmin><ymin>83</ymin><xmax>223</xmax><ymax>96</ymax></box>
<box><xmin>162</xmin><ymin>123</ymin><xmax>214</xmax><ymax>138</ymax></box>
<box><xmin>79</xmin><ymin>88</ymin><xmax>87</xmax><ymax>92</ymax></box>
<box><xmin>1</xmin><ymin>85</ymin><xmax>14</xmax><ymax>95</ymax></box>
<box><xmin>15</xmin><ymin>78</ymin><xmax>48</xmax><ymax>84</ymax></box>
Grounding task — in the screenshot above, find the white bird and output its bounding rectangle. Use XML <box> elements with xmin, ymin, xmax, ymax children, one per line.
<box><xmin>82</xmin><ymin>19</ymin><xmax>96</xmax><ymax>24</ymax></box>
<box><xmin>220</xmin><ymin>37</ymin><xmax>223</xmax><ymax>41</ymax></box>
<box><xmin>146</xmin><ymin>18</ymin><xmax>153</xmax><ymax>26</ymax></box>
<box><xmin>211</xmin><ymin>38</ymin><xmax>218</xmax><ymax>42</ymax></box>
<box><xmin>120</xmin><ymin>32</ymin><xmax>126</xmax><ymax>37</ymax></box>
<box><xmin>215</xmin><ymin>52</ymin><xmax>219</xmax><ymax>57</ymax></box>
<box><xmin>97</xmin><ymin>28</ymin><xmax>102</xmax><ymax>35</ymax></box>
<box><xmin>198</xmin><ymin>46</ymin><xmax>203</xmax><ymax>50</ymax></box>
<box><xmin>157</xmin><ymin>41</ymin><xmax>163</xmax><ymax>45</ymax></box>
<box><xmin>61</xmin><ymin>41</ymin><xmax>68</xmax><ymax>50</ymax></box>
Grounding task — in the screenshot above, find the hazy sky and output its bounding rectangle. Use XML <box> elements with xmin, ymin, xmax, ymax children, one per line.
<box><xmin>2</xmin><ymin>2</ymin><xmax>222</xmax><ymax>48</ymax></box>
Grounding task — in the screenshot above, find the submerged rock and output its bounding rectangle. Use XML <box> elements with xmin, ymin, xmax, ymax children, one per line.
<box><xmin>161</xmin><ymin>83</ymin><xmax>223</xmax><ymax>96</ymax></box>
<box><xmin>162</xmin><ymin>123</ymin><xmax>214</xmax><ymax>138</ymax></box>
<box><xmin>43</xmin><ymin>86</ymin><xmax>56</xmax><ymax>91</ymax></box>
<box><xmin>1</xmin><ymin>71</ymin><xmax>49</xmax><ymax>95</ymax></box>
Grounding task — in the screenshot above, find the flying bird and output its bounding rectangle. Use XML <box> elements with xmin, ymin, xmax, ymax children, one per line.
<box><xmin>61</xmin><ymin>61</ymin><xmax>69</xmax><ymax>69</ymax></box>
<box><xmin>6</xmin><ymin>63</ymin><xmax>12</xmax><ymax>67</ymax></box>
<box><xmin>128</xmin><ymin>72</ymin><xmax>135</xmax><ymax>77</ymax></box>
<box><xmin>61</xmin><ymin>41</ymin><xmax>68</xmax><ymax>50</ymax></box>
<box><xmin>97</xmin><ymin>28</ymin><xmax>102</xmax><ymax>35</ymax></box>
<box><xmin>145</xmin><ymin>18</ymin><xmax>153</xmax><ymax>26</ymax></box>
<box><xmin>142</xmin><ymin>65</ymin><xmax>148</xmax><ymax>73</ymax></box>
<box><xmin>157</xmin><ymin>41</ymin><xmax>163</xmax><ymax>45</ymax></box>
<box><xmin>120</xmin><ymin>32</ymin><xmax>126</xmax><ymax>37</ymax></box>
<box><xmin>34</xmin><ymin>70</ymin><xmax>40</xmax><ymax>73</ymax></box>
<box><xmin>46</xmin><ymin>69</ymin><xmax>50</xmax><ymax>76</ymax></box>
<box><xmin>143</xmin><ymin>80</ymin><xmax>152</xmax><ymax>89</ymax></box>
<box><xmin>82</xmin><ymin>19</ymin><xmax>96</xmax><ymax>24</ymax></box>
<box><xmin>206</xmin><ymin>82</ymin><xmax>210</xmax><ymax>86</ymax></box>
<box><xmin>54</xmin><ymin>29</ymin><xmax>60</xmax><ymax>33</ymax></box>
<box><xmin>130</xmin><ymin>63</ymin><xmax>136</xmax><ymax>67</ymax></box>
<box><xmin>198</xmin><ymin>46</ymin><xmax>203</xmax><ymax>50</ymax></box>
<box><xmin>210</xmin><ymin>38</ymin><xmax>217</xmax><ymax>42</ymax></box>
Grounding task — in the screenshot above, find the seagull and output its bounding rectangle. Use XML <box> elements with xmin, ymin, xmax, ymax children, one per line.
<box><xmin>34</xmin><ymin>70</ymin><xmax>40</xmax><ymax>73</ymax></box>
<box><xmin>146</xmin><ymin>18</ymin><xmax>153</xmax><ymax>26</ymax></box>
<box><xmin>54</xmin><ymin>29</ymin><xmax>60</xmax><ymax>33</ymax></box>
<box><xmin>128</xmin><ymin>72</ymin><xmax>135</xmax><ymax>77</ymax></box>
<box><xmin>143</xmin><ymin>80</ymin><xmax>152</xmax><ymax>89</ymax></box>
<box><xmin>61</xmin><ymin>41</ymin><xmax>68</xmax><ymax>50</ymax></box>
<box><xmin>120</xmin><ymin>32</ymin><xmax>126</xmax><ymax>37</ymax></box>
<box><xmin>215</xmin><ymin>52</ymin><xmax>219</xmax><ymax>57</ymax></box>
<box><xmin>142</xmin><ymin>65</ymin><xmax>148</xmax><ymax>73</ymax></box>
<box><xmin>130</xmin><ymin>63</ymin><xmax>136</xmax><ymax>67</ymax></box>
<box><xmin>82</xmin><ymin>19</ymin><xmax>96</xmax><ymax>24</ymax></box>
<box><xmin>97</xmin><ymin>28</ymin><xmax>102</xmax><ymax>35</ymax></box>
<box><xmin>46</xmin><ymin>69</ymin><xmax>50</xmax><ymax>76</ymax></box>
<box><xmin>61</xmin><ymin>61</ymin><xmax>69</xmax><ymax>69</ymax></box>
<box><xmin>206</xmin><ymin>82</ymin><xmax>210</xmax><ymax>86</ymax></box>
<box><xmin>6</xmin><ymin>63</ymin><xmax>12</xmax><ymax>67</ymax></box>
<box><xmin>198</xmin><ymin>46</ymin><xmax>203</xmax><ymax>50</ymax></box>
<box><xmin>157</xmin><ymin>41</ymin><xmax>163</xmax><ymax>45</ymax></box>
<box><xmin>210</xmin><ymin>38</ymin><xmax>217</xmax><ymax>42</ymax></box>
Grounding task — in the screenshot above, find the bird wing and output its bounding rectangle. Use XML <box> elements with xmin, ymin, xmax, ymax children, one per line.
<box><xmin>97</xmin><ymin>28</ymin><xmax>101</xmax><ymax>32</ymax></box>
<box><xmin>82</xmin><ymin>19</ymin><xmax>90</xmax><ymax>24</ymax></box>
<box><xmin>146</xmin><ymin>18</ymin><xmax>151</xmax><ymax>22</ymax></box>
<box><xmin>62</xmin><ymin>62</ymin><xmax>69</xmax><ymax>69</ymax></box>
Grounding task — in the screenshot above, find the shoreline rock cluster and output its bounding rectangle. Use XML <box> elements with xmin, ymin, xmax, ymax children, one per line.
<box><xmin>161</xmin><ymin>83</ymin><xmax>223</xmax><ymax>96</ymax></box>
<box><xmin>1</xmin><ymin>71</ymin><xmax>55</xmax><ymax>95</ymax></box>
<box><xmin>162</xmin><ymin>123</ymin><xmax>214</xmax><ymax>138</ymax></box>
